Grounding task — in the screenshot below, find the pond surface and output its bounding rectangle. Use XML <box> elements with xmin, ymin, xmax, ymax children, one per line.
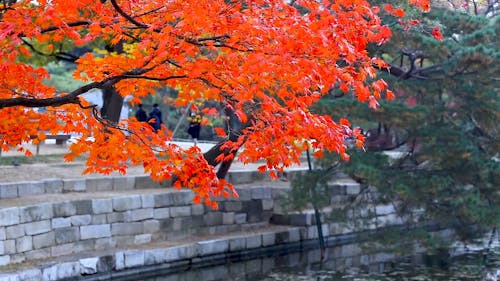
<box><xmin>113</xmin><ymin>234</ymin><xmax>499</xmax><ymax>281</ymax></box>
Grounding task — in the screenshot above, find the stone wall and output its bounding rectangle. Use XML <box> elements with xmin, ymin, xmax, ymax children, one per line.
<box><xmin>0</xmin><ymin>169</ymin><xmax>412</xmax><ymax>280</ymax></box>
<box><xmin>0</xmin><ymin>173</ymin><xmax>290</xmax><ymax>267</ymax></box>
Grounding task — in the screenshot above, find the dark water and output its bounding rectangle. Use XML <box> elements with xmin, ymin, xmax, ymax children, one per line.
<box><xmin>113</xmin><ymin>236</ymin><xmax>499</xmax><ymax>281</ymax></box>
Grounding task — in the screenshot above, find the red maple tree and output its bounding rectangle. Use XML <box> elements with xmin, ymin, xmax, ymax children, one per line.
<box><xmin>0</xmin><ymin>0</ymin><xmax>430</xmax><ymax>208</ymax></box>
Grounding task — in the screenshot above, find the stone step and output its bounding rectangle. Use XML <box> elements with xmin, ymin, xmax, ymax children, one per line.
<box><xmin>0</xmin><ymin>224</ymin><xmax>305</xmax><ymax>281</ymax></box>
<box><xmin>0</xmin><ymin>179</ymin><xmax>291</xmax><ymax>270</ymax></box>
<box><xmin>0</xmin><ymin>168</ymin><xmax>308</xmax><ymax>201</ymax></box>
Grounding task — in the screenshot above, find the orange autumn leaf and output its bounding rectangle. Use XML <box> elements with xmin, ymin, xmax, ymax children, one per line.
<box><xmin>214</xmin><ymin>127</ymin><xmax>227</xmax><ymax>138</ymax></box>
<box><xmin>432</xmin><ymin>27</ymin><xmax>444</xmax><ymax>41</ymax></box>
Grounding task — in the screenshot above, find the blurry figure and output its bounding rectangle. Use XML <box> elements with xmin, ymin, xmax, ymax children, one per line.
<box><xmin>135</xmin><ymin>104</ymin><xmax>148</xmax><ymax>122</ymax></box>
<box><xmin>187</xmin><ymin>110</ymin><xmax>202</xmax><ymax>145</ymax></box>
<box><xmin>148</xmin><ymin>103</ymin><xmax>163</xmax><ymax>132</ymax></box>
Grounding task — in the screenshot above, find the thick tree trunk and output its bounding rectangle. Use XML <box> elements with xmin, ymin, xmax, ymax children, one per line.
<box><xmin>203</xmin><ymin>107</ymin><xmax>248</xmax><ymax>179</ymax></box>
<box><xmin>100</xmin><ymin>84</ymin><xmax>123</xmax><ymax>123</ymax></box>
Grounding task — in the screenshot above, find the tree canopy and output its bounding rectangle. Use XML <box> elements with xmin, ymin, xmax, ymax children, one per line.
<box><xmin>0</xmin><ymin>0</ymin><xmax>431</xmax><ymax>207</ymax></box>
<box><xmin>293</xmin><ymin>0</ymin><xmax>499</xmax><ymax>245</ymax></box>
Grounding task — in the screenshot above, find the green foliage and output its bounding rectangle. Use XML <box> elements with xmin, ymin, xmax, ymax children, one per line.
<box><xmin>43</xmin><ymin>62</ymin><xmax>86</xmax><ymax>92</ymax></box>
<box><xmin>287</xmin><ymin>5</ymin><xmax>499</xmax><ymax>249</ymax></box>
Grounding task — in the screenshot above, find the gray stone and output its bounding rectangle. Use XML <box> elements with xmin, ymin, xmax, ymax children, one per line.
<box><xmin>375</xmin><ymin>204</ymin><xmax>396</xmax><ymax>215</ymax></box>
<box><xmin>42</xmin><ymin>264</ymin><xmax>58</xmax><ymax>281</ymax></box>
<box><xmin>124</xmin><ymin>250</ymin><xmax>145</xmax><ymax>268</ymax></box>
<box><xmin>170</xmin><ymin>206</ymin><xmax>191</xmax><ymax>217</ymax></box>
<box><xmin>0</xmin><ymin>255</ymin><xmax>10</xmax><ymax>266</ymax></box>
<box><xmin>204</xmin><ymin>212</ymin><xmax>222</xmax><ymax>226</ymax></box>
<box><xmin>114</xmin><ymin>236</ymin><xmax>135</xmax><ymax>247</ymax></box>
<box><xmin>0</xmin><ymin>241</ymin><xmax>3</xmax><ymax>255</ymax></box>
<box><xmin>51</xmin><ymin>217</ymin><xmax>71</xmax><ymax>229</ymax></box>
<box><xmin>6</xmin><ymin>225</ymin><xmax>24</xmax><ymax>239</ymax></box>
<box><xmin>153</xmin><ymin>208</ymin><xmax>170</xmax><ymax>219</ymax></box>
<box><xmin>234</xmin><ymin>188</ymin><xmax>251</xmax><ymax>201</ymax></box>
<box><xmin>114</xmin><ymin>251</ymin><xmax>125</xmax><ymax>270</ymax></box>
<box><xmin>91</xmin><ymin>214</ymin><xmax>107</xmax><ymax>225</ymax></box>
<box><xmin>262</xmin><ymin>199</ymin><xmax>274</xmax><ymax>211</ymax></box>
<box><xmin>111</xmin><ymin>222</ymin><xmax>143</xmax><ymax>235</ymax></box>
<box><xmin>306</xmin><ymin>225</ymin><xmax>319</xmax><ymax>239</ymax></box>
<box><xmin>143</xmin><ymin>220</ymin><xmax>160</xmax><ymax>233</ymax></box>
<box><xmin>197</xmin><ymin>239</ymin><xmax>228</xmax><ymax>256</ymax></box>
<box><xmin>52</xmin><ymin>201</ymin><xmax>76</xmax><ymax>217</ymax></box>
<box><xmin>70</xmin><ymin>215</ymin><xmax>92</xmax><ymax>226</ymax></box>
<box><xmin>154</xmin><ymin>193</ymin><xmax>172</xmax><ymax>207</ymax></box>
<box><xmin>80</xmin><ymin>257</ymin><xmax>99</xmax><ymax>274</ymax></box>
<box><xmin>345</xmin><ymin>183</ymin><xmax>361</xmax><ymax>195</ymax></box>
<box><xmin>51</xmin><ymin>243</ymin><xmax>75</xmax><ymax>257</ymax></box>
<box><xmin>0</xmin><ymin>227</ymin><xmax>5</xmax><ymax>240</ymax></box>
<box><xmin>97</xmin><ymin>255</ymin><xmax>114</xmax><ymax>273</ymax></box>
<box><xmin>62</xmin><ymin>179</ymin><xmax>86</xmax><ymax>192</ymax></box>
<box><xmin>113</xmin><ymin>176</ymin><xmax>135</xmax><ymax>191</ymax></box>
<box><xmin>141</xmin><ymin>194</ymin><xmax>155</xmax><ymax>208</ymax></box>
<box><xmin>17</xmin><ymin>181</ymin><xmax>44</xmax><ymax>197</ymax></box>
<box><xmin>251</xmin><ymin>187</ymin><xmax>270</xmax><ymax>199</ymax></box>
<box><xmin>80</xmin><ymin>224</ymin><xmax>111</xmax><ymax>239</ymax></box>
<box><xmin>25</xmin><ymin>248</ymin><xmax>50</xmax><ymax>261</ymax></box>
<box><xmin>262</xmin><ymin>232</ymin><xmax>276</xmax><ymax>247</ymax></box>
<box><xmin>229</xmin><ymin>237</ymin><xmax>246</xmax><ymax>251</ymax></box>
<box><xmin>106</xmin><ymin>212</ymin><xmax>126</xmax><ymax>223</ymax></box>
<box><xmin>92</xmin><ymin>199</ymin><xmax>113</xmax><ymax>214</ymax></box>
<box><xmin>95</xmin><ymin>238</ymin><xmax>116</xmax><ymax>249</ymax></box>
<box><xmin>275</xmin><ymin>230</ymin><xmax>291</xmax><ymax>244</ymax></box>
<box><xmin>42</xmin><ymin>178</ymin><xmax>63</xmax><ymax>194</ymax></box>
<box><xmin>170</xmin><ymin>191</ymin><xmax>194</xmax><ymax>206</ymax></box>
<box><xmin>33</xmin><ymin>231</ymin><xmax>55</xmax><ymax>249</ymax></box>
<box><xmin>144</xmin><ymin>248</ymin><xmax>169</xmax><ymax>265</ymax></box>
<box><xmin>245</xmin><ymin>235</ymin><xmax>262</xmax><ymax>249</ymax></box>
<box><xmin>74</xmin><ymin>200</ymin><xmax>92</xmax><ymax>215</ymax></box>
<box><xmin>176</xmin><ymin>244</ymin><xmax>198</xmax><ymax>259</ymax></box>
<box><xmin>10</xmin><ymin>252</ymin><xmax>25</xmax><ymax>264</ymax></box>
<box><xmin>86</xmin><ymin>177</ymin><xmax>113</xmax><ymax>192</ymax></box>
<box><xmin>55</xmin><ymin>227</ymin><xmax>79</xmax><ymax>244</ymax></box>
<box><xmin>16</xmin><ymin>236</ymin><xmax>33</xmax><ymax>252</ymax></box>
<box><xmin>125</xmin><ymin>208</ymin><xmax>154</xmax><ymax>221</ymax></box>
<box><xmin>18</xmin><ymin>268</ymin><xmax>42</xmax><ymax>281</ymax></box>
<box><xmin>135</xmin><ymin>176</ymin><xmax>160</xmax><ymax>189</ymax></box>
<box><xmin>289</xmin><ymin>213</ymin><xmax>313</xmax><ymax>226</ymax></box>
<box><xmin>224</xmin><ymin>201</ymin><xmax>243</xmax><ymax>212</ymax></box>
<box><xmin>0</xmin><ymin>208</ymin><xmax>19</xmax><ymax>227</ymax></box>
<box><xmin>222</xmin><ymin>212</ymin><xmax>234</xmax><ymax>225</ymax></box>
<box><xmin>3</xmin><ymin>240</ymin><xmax>15</xmax><ymax>254</ymax></box>
<box><xmin>234</xmin><ymin>213</ymin><xmax>247</xmax><ymax>224</ymax></box>
<box><xmin>57</xmin><ymin>262</ymin><xmax>80</xmax><ymax>279</ymax></box>
<box><xmin>52</xmin><ymin>240</ymin><xmax>94</xmax><ymax>257</ymax></box>
<box><xmin>228</xmin><ymin>171</ymin><xmax>257</xmax><ymax>184</ymax></box>
<box><xmin>377</xmin><ymin>213</ymin><xmax>402</xmax><ymax>226</ymax></box>
<box><xmin>0</xmin><ymin>273</ymin><xmax>17</xmax><ymax>281</ymax></box>
<box><xmin>0</xmin><ymin>183</ymin><xmax>18</xmax><ymax>199</ymax></box>
<box><xmin>134</xmin><ymin>234</ymin><xmax>151</xmax><ymax>245</ymax></box>
<box><xmin>191</xmin><ymin>205</ymin><xmax>205</xmax><ymax>216</ymax></box>
<box><xmin>19</xmin><ymin>203</ymin><xmax>53</xmax><ymax>223</ymax></box>
<box><xmin>113</xmin><ymin>196</ymin><xmax>141</xmax><ymax>211</ymax></box>
<box><xmin>24</xmin><ymin>220</ymin><xmax>51</xmax><ymax>235</ymax></box>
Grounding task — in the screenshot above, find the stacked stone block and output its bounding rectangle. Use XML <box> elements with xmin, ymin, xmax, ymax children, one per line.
<box><xmin>0</xmin><ymin>176</ymin><xmax>285</xmax><ymax>268</ymax></box>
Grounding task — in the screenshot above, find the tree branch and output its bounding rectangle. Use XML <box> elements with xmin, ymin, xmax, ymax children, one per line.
<box><xmin>109</xmin><ymin>0</ymin><xmax>149</xmax><ymax>28</ymax></box>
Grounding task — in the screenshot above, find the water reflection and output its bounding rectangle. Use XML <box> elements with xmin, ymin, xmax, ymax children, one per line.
<box><xmin>114</xmin><ymin>239</ymin><xmax>499</xmax><ymax>281</ymax></box>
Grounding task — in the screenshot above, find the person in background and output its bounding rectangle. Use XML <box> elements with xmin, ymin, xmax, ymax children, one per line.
<box><xmin>135</xmin><ymin>104</ymin><xmax>148</xmax><ymax>122</ymax></box>
<box><xmin>148</xmin><ymin>103</ymin><xmax>163</xmax><ymax>132</ymax></box>
<box><xmin>187</xmin><ymin>110</ymin><xmax>202</xmax><ymax>145</ymax></box>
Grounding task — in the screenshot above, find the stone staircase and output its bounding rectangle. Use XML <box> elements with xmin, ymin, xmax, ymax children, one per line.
<box><xmin>0</xmin><ymin>168</ymin><xmax>405</xmax><ymax>280</ymax></box>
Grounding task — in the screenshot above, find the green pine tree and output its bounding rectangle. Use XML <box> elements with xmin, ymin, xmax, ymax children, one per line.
<box><xmin>288</xmin><ymin>3</ymin><xmax>499</xmax><ymax>250</ymax></box>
